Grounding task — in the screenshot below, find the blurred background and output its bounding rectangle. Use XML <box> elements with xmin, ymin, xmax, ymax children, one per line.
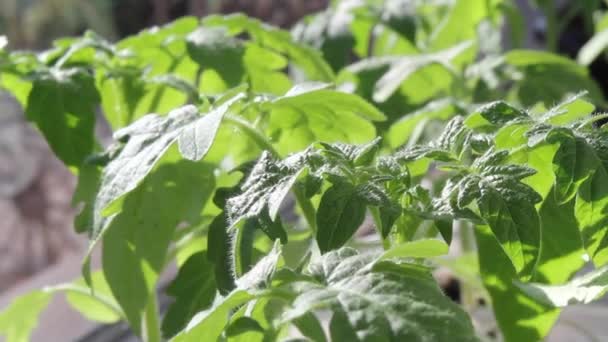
<box><xmin>1</xmin><ymin>0</ymin><xmax>607</xmax><ymax>341</ymax></box>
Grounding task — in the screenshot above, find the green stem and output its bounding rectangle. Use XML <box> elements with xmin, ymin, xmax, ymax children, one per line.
<box><xmin>294</xmin><ymin>185</ymin><xmax>317</xmax><ymax>233</ymax></box>
<box><xmin>224</xmin><ymin>114</ymin><xmax>280</xmax><ymax>157</ymax></box>
<box><xmin>457</xmin><ymin>220</ymin><xmax>477</xmax><ymax>310</ymax></box>
<box><xmin>143</xmin><ymin>293</ymin><xmax>162</xmax><ymax>342</ymax></box>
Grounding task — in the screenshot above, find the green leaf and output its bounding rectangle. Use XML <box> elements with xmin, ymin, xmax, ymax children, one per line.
<box><xmin>380</xmin><ymin>239</ymin><xmax>449</xmax><ymax>260</ymax></box>
<box><xmin>448</xmin><ymin>149</ymin><xmax>542</xmax><ymax>277</ymax></box>
<box><xmin>96</xmin><ymin>65</ymin><xmax>196</xmax><ymax>129</ymax></box>
<box><xmin>225</xmin><ymin>317</ymin><xmax>264</xmax><ymax>337</ymax></box>
<box><xmin>321</xmin><ymin>137</ymin><xmax>382</xmax><ymax>166</ymax></box>
<box><xmin>25</xmin><ymin>67</ymin><xmax>99</xmax><ymax>168</ymax></box>
<box><xmin>475</xmin><ymin>224</ymin><xmax>559</xmax><ymax>342</ymax></box>
<box><xmin>96</xmin><ymin>67</ymin><xmax>146</xmax><ymax>129</ymax></box>
<box><xmin>117</xmin><ymin>17</ymin><xmax>198</xmax><ymax>56</ymax></box>
<box><xmin>226</xmin><ymin>151</ymin><xmax>309</xmax><ymax>226</ymax></box>
<box><xmin>172</xmin><ymin>291</ymin><xmax>254</xmax><ymax>342</ymax></box>
<box><xmin>203</xmin><ymin>14</ymin><xmax>334</xmax><ymax>82</ymax></box>
<box><xmin>505</xmin><ymin>50</ymin><xmax>604</xmax><ymax>106</ymax></box>
<box><xmin>292</xmin><ymin>7</ymin><xmax>356</xmax><ymax>71</ymax></box>
<box><xmin>575</xmin><ymin>156</ymin><xmax>608</xmax><ymax>266</ymax></box>
<box><xmin>435</xmin><ymin>220</ymin><xmax>453</xmax><ymax>245</ymax></box>
<box><xmin>148</xmin><ymin>74</ymin><xmax>200</xmax><ymax>103</ymax></box>
<box><xmin>162</xmin><ymin>251</ymin><xmax>217</xmax><ymax>338</ymax></box>
<box><xmin>102</xmin><ymin>155</ymin><xmax>215</xmax><ymax>334</ymax></box>
<box><xmin>72</xmin><ymin>161</ymin><xmax>103</xmax><ymax>233</ymax></box>
<box><xmin>316</xmin><ymin>183</ymin><xmax>367</xmax><ymax>254</ymax></box>
<box><xmin>520</xmin><ymin>143</ymin><xmax>586</xmax><ymax>285</ymax></box>
<box><xmin>515</xmin><ymin>264</ymin><xmax>608</xmax><ymax>307</ymax></box>
<box><xmin>236</xmin><ymin>241</ymin><xmax>282</xmax><ymax>290</ymax></box>
<box><xmin>388</xmin><ymin>98</ymin><xmax>465</xmax><ymax>148</ymax></box>
<box><xmin>227</xmin><ymin>295</ymin><xmax>279</xmax><ymax>342</ymax></box>
<box><xmin>476</xmin><ymin>179</ymin><xmax>541</xmax><ymax>278</ymax></box>
<box><xmin>41</xmin><ymin>32</ymin><xmax>114</xmax><ymax>68</ymax></box>
<box><xmin>269</xmin><ymin>83</ymin><xmax>386</xmax><ymax>121</ymax></box>
<box><xmin>186</xmin><ymin>26</ymin><xmax>243</xmax><ymax>65</ymax></box>
<box><xmin>173</xmin><ymin>245</ymin><xmax>281</xmax><ymax>341</ymax></box>
<box><xmin>0</xmin><ymin>70</ymin><xmax>33</xmax><ymax>107</ymax></box>
<box><xmin>377</xmin><ymin>41</ymin><xmax>471</xmax><ymax>103</ymax></box>
<box><xmin>431</xmin><ymin>0</ymin><xmax>496</xmax><ymax>52</ymax></box>
<box><xmin>177</xmin><ymin>96</ymin><xmax>241</xmax><ymax>161</ymax></box>
<box><xmin>0</xmin><ymin>272</ymin><xmax>122</xmax><ymax>341</ymax></box>
<box><xmin>552</xmin><ymin>133</ymin><xmax>596</xmax><ymax>203</ymax></box>
<box><xmin>63</xmin><ymin>271</ymin><xmax>122</xmax><ymax>324</ymax></box>
<box><xmin>86</xmin><ymin>95</ymin><xmax>241</xmax><ymax>243</ymax></box>
<box><xmin>262</xmin><ymin>83</ymin><xmax>384</xmax><ymax>154</ymax></box>
<box><xmin>396</xmin><ymin>116</ymin><xmax>470</xmax><ymax>163</ymax></box>
<box><xmin>256</xmin><ymin>210</ymin><xmax>288</xmax><ymax>244</ymax></box>
<box><xmin>292</xmin><ymin>313</ymin><xmax>327</xmax><ymax>342</ymax></box>
<box><xmin>534</xmin><ymin>190</ymin><xmax>586</xmax><ymax>284</ymax></box>
<box><xmin>464</xmin><ymin>101</ymin><xmax>527</xmax><ymax>130</ymax></box>
<box><xmin>346</xmin><ymin>42</ymin><xmax>471</xmax><ymax>103</ymax></box>
<box><xmin>186</xmin><ymin>26</ymin><xmax>290</xmax><ymax>95</ymax></box>
<box><xmin>282</xmin><ymin>248</ymin><xmax>479</xmax><ymax>341</ymax></box>
<box><xmin>539</xmin><ymin>92</ymin><xmax>595</xmax><ymax>126</ymax></box>
<box><xmin>375</xmin><ymin>200</ymin><xmax>402</xmax><ymax>238</ymax></box>
<box><xmin>105</xmin><ymin>17</ymin><xmax>199</xmax><ymax>127</ymax></box>
<box><xmin>0</xmin><ymin>291</ymin><xmax>52</xmax><ymax>342</ymax></box>
<box><xmin>242</xmin><ymin>44</ymin><xmax>292</xmax><ymax>94</ymax></box>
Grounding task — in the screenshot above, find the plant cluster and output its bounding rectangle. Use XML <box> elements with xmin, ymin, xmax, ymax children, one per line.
<box><xmin>1</xmin><ymin>1</ymin><xmax>608</xmax><ymax>341</ymax></box>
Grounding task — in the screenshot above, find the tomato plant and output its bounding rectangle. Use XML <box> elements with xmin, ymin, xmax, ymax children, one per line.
<box><xmin>1</xmin><ymin>1</ymin><xmax>608</xmax><ymax>341</ymax></box>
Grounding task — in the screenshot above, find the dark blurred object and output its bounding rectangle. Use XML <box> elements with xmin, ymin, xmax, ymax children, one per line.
<box><xmin>556</xmin><ymin>2</ymin><xmax>608</xmax><ymax>100</ymax></box>
<box><xmin>219</xmin><ymin>0</ymin><xmax>327</xmax><ymax>28</ymax></box>
<box><xmin>525</xmin><ymin>0</ymin><xmax>608</xmax><ymax>99</ymax></box>
<box><xmin>112</xmin><ymin>0</ymin><xmax>328</xmax><ymax>37</ymax></box>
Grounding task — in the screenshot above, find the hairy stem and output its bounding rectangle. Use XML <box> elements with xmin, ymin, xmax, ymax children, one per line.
<box><xmin>229</xmin><ymin>219</ymin><xmax>257</xmax><ymax>279</ymax></box>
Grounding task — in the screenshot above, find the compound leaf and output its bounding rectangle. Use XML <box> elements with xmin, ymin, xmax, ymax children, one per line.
<box><xmin>281</xmin><ymin>248</ymin><xmax>479</xmax><ymax>342</ymax></box>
